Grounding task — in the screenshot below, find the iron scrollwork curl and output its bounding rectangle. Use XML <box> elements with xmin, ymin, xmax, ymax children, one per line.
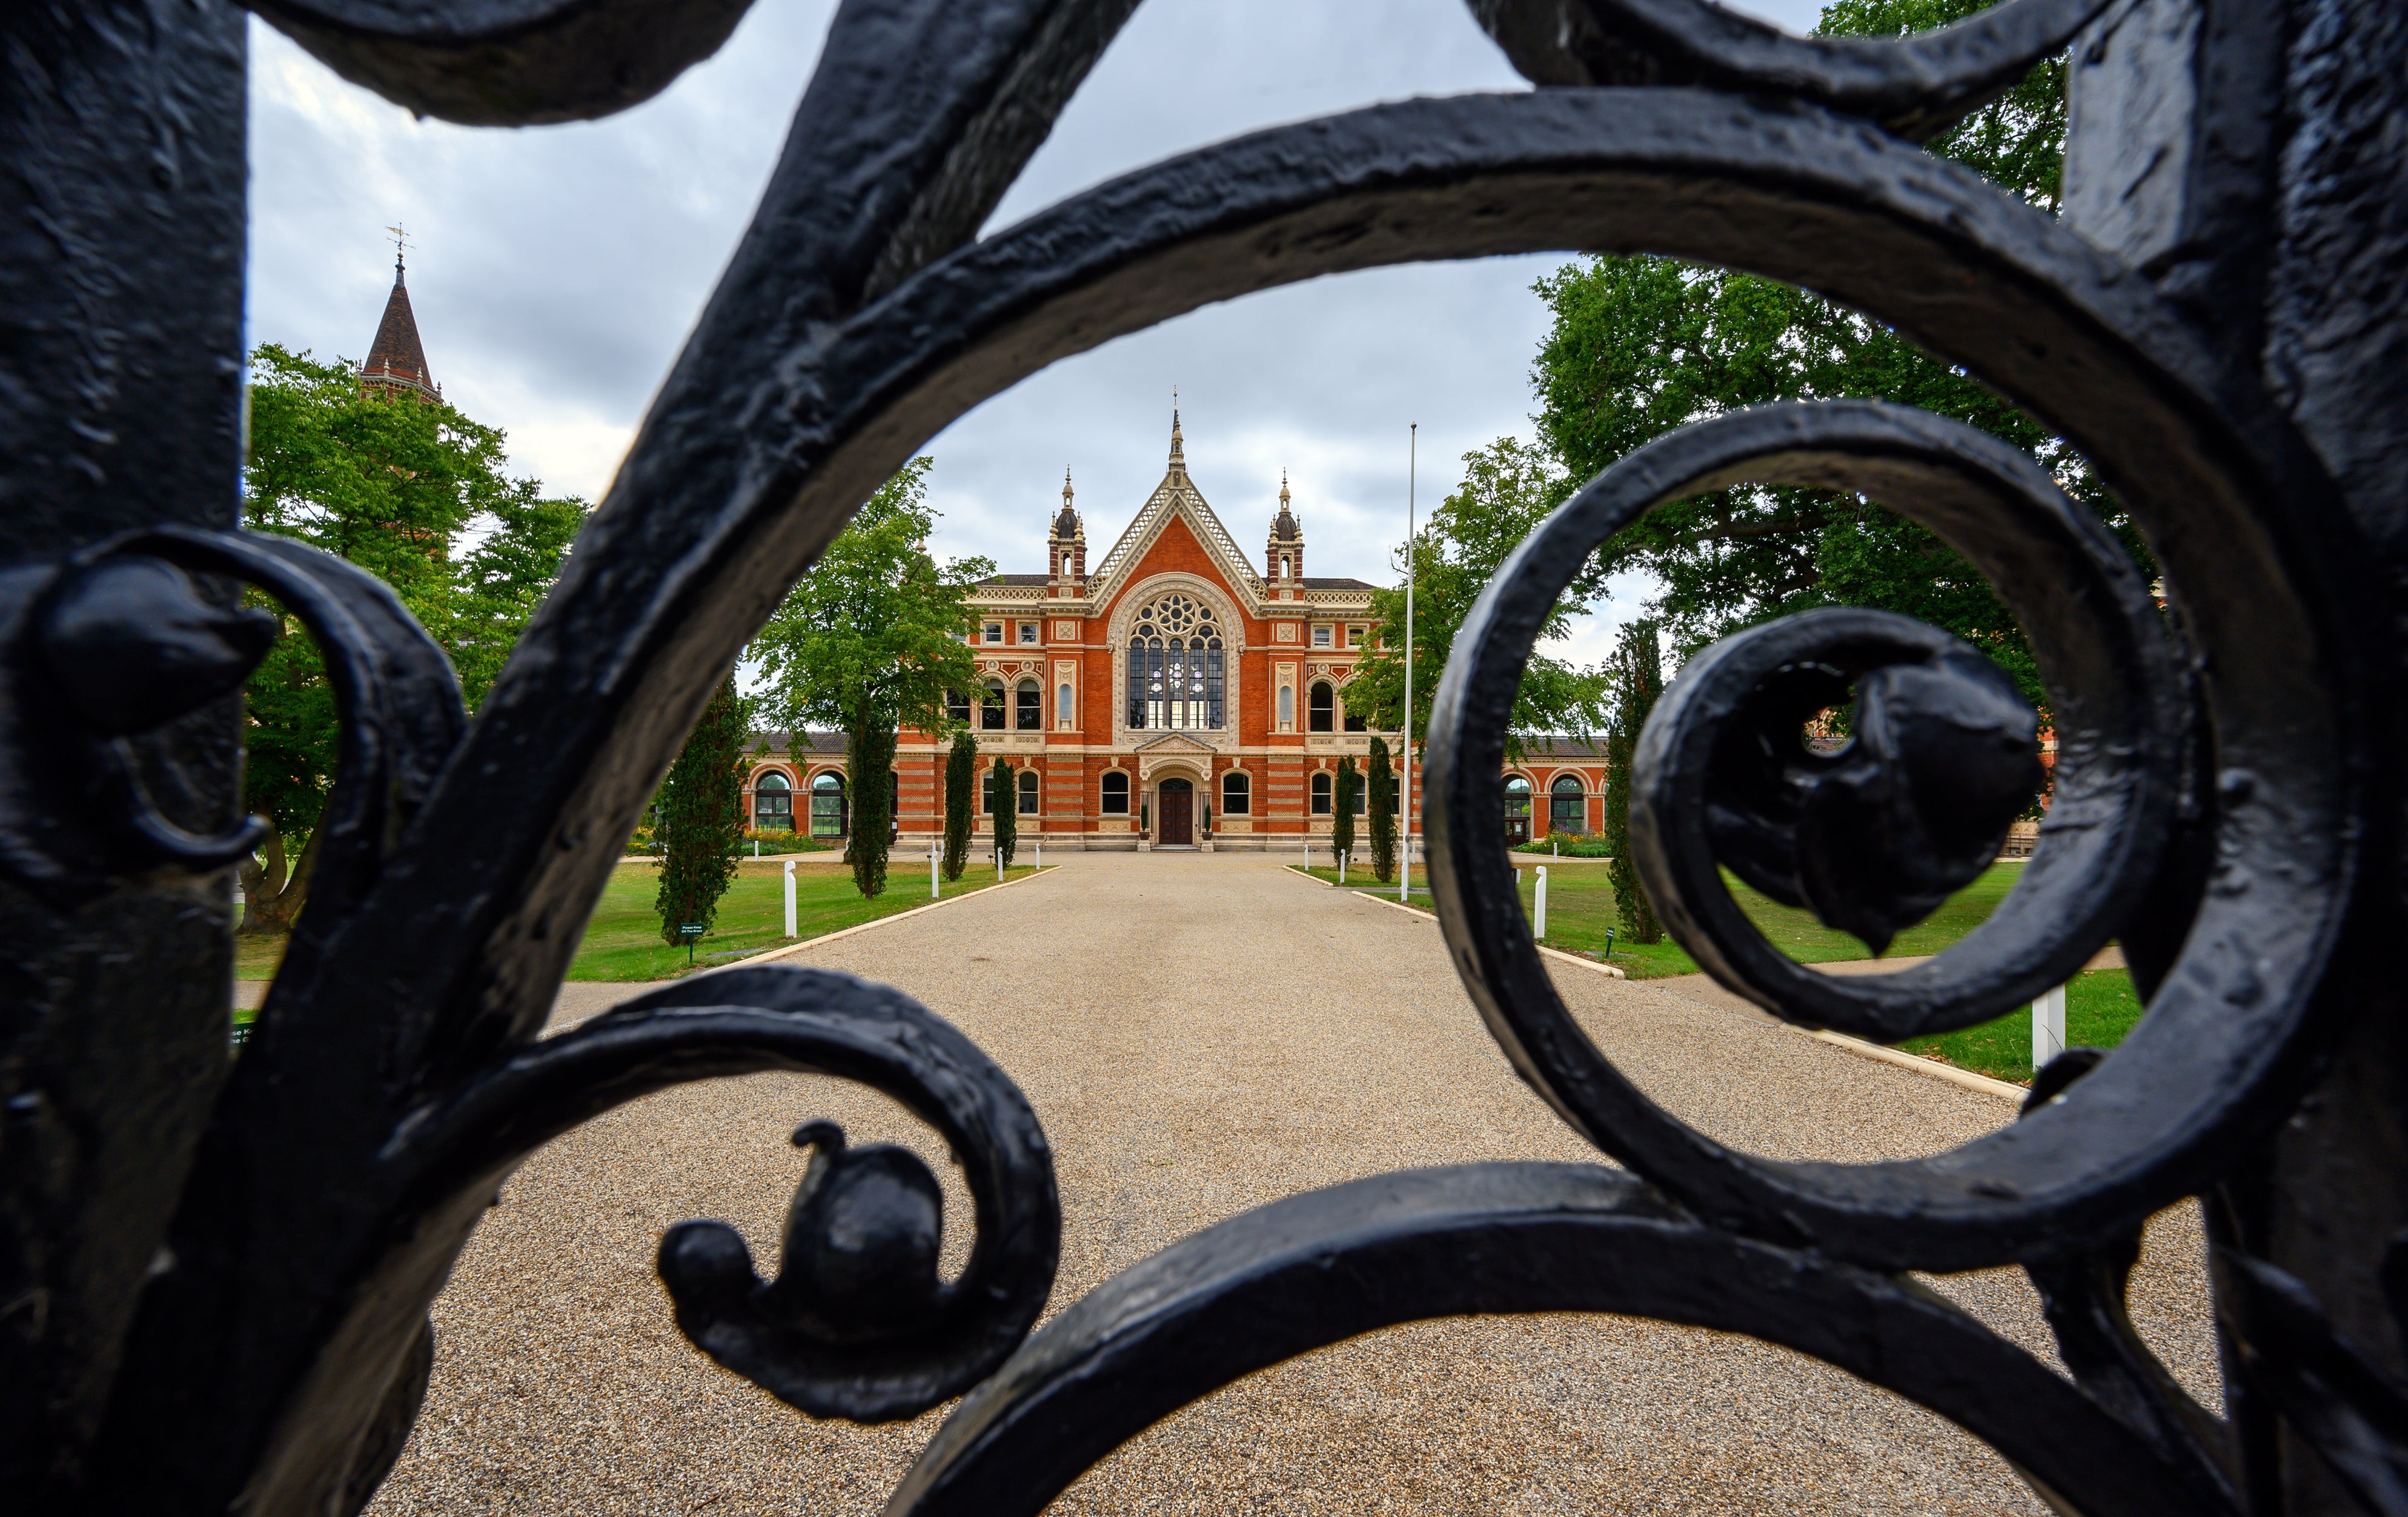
<box><xmin>16</xmin><ymin>0</ymin><xmax>2400</xmax><ymax>1512</ymax></box>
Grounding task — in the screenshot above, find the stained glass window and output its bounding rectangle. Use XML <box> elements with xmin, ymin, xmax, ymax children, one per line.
<box><xmin>1125</xmin><ymin>594</ymin><xmax>1223</xmax><ymax>729</ymax></box>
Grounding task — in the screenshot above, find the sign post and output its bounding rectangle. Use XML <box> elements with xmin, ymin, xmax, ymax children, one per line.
<box><xmin>930</xmin><ymin>840</ymin><xmax>939</xmax><ymax>899</ymax></box>
<box><xmin>783</xmin><ymin>861</ymin><xmax>797</xmax><ymax>937</ymax></box>
<box><xmin>1534</xmin><ymin>865</ymin><xmax>1548</xmax><ymax>940</ymax></box>
<box><xmin>678</xmin><ymin>922</ymin><xmax>706</xmax><ymax>965</ymax></box>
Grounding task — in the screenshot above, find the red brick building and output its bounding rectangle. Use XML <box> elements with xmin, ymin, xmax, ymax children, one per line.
<box><xmin>745</xmin><ymin>414</ymin><xmax>1607</xmax><ymax>851</ymax></box>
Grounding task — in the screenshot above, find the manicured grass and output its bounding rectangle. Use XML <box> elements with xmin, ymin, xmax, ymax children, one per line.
<box><xmin>1291</xmin><ymin>860</ymin><xmax>2029</xmax><ymax>981</ymax></box>
<box><xmin>1292</xmin><ymin>857</ymin><xmax>2144</xmax><ymax>1084</ymax></box>
<box><xmin>1896</xmin><ymin>969</ymin><xmax>2144</xmax><ymax>1086</ymax></box>
<box><xmin>237</xmin><ymin>857</ymin><xmax>1046</xmax><ymax>986</ymax></box>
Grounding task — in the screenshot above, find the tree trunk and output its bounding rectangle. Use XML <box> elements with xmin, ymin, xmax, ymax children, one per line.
<box><xmin>236</xmin><ymin>828</ymin><xmax>319</xmax><ymax>938</ymax></box>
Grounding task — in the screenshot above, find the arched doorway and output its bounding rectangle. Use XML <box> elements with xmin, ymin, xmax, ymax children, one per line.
<box><xmin>1156</xmin><ymin>777</ymin><xmax>1195</xmax><ymax>846</ymax></box>
<box><xmin>1503</xmin><ymin>774</ymin><xmax>1531</xmax><ymax>845</ymax></box>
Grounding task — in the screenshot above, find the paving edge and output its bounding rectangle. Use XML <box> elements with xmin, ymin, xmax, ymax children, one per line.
<box><xmin>1305</xmin><ymin>874</ymin><xmax>2032</xmax><ymax>1102</ymax></box>
<box><xmin>1803</xmin><ymin>1028</ymin><xmax>2028</xmax><ymax>1103</ymax></box>
<box><xmin>1302</xmin><ymin>870</ymin><xmax>1628</xmax><ymax>980</ymax></box>
<box><xmin>698</xmin><ymin>865</ymin><xmax>1059</xmax><ymax>974</ymax></box>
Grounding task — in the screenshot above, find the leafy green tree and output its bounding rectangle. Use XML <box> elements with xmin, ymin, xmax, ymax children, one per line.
<box><xmin>237</xmin><ymin>343</ymin><xmax>582</xmax><ymax>934</ymax></box>
<box><xmin>1348</xmin><ymin>438</ymin><xmax>1608</xmax><ymax>756</ymax></box>
<box><xmin>654</xmin><ymin>676</ymin><xmax>748</xmax><ymax>945</ymax></box>
<box><xmin>1366</xmin><ymin>738</ymin><xmax>1398</xmax><ymax>883</ymax></box>
<box><xmin>1330</xmin><ymin>755</ymin><xmax>1358</xmax><ymax>865</ymax></box>
<box><xmin>943</xmin><ymin>731</ymin><xmax>977</xmax><ymax>882</ymax></box>
<box><xmin>1601</xmin><ymin>621</ymin><xmax>1666</xmax><ymax>944</ymax></box>
<box><xmin>751</xmin><ymin>457</ymin><xmax>991</xmax><ymax>898</ymax></box>
<box><xmin>449</xmin><ymin>485</ymin><xmax>587</xmax><ymax>708</ymax></box>
<box><xmin>1526</xmin><ymin>0</ymin><xmax>2131</xmax><ymax>717</ymax></box>
<box><xmin>990</xmin><ymin>755</ymin><xmax>1018</xmax><ymax>868</ymax></box>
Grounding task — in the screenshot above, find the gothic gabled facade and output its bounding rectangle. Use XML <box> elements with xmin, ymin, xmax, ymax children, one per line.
<box><xmin>745</xmin><ymin>413</ymin><xmax>1606</xmax><ymax>851</ymax></box>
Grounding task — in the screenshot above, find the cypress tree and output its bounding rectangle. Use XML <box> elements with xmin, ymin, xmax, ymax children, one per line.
<box><xmin>1330</xmin><ymin>755</ymin><xmax>1358</xmax><ymax>866</ymax></box>
<box><xmin>1604</xmin><ymin>619</ymin><xmax>1665</xmax><ymax>943</ymax></box>
<box><xmin>848</xmin><ymin>723</ymin><xmax>897</xmax><ymax>897</ymax></box>
<box><xmin>943</xmin><ymin>731</ymin><xmax>976</xmax><ymax>881</ymax></box>
<box><xmin>990</xmin><ymin>754</ymin><xmax>1018</xmax><ymax>868</ymax></box>
<box><xmin>1366</xmin><ymin>737</ymin><xmax>1398</xmax><ymax>883</ymax></box>
<box><xmin>655</xmin><ymin>676</ymin><xmax>747</xmax><ymax>945</ymax></box>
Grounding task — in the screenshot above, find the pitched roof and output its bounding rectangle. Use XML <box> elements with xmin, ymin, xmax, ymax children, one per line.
<box><xmin>750</xmin><ymin>730</ymin><xmax>850</xmax><ymax>755</ymax></box>
<box><xmin>978</xmin><ymin>574</ymin><xmax>1051</xmax><ymax>587</ymax></box>
<box><xmin>1301</xmin><ymin>577</ymin><xmax>1376</xmax><ymax>591</ymax></box>
<box><xmin>361</xmin><ymin>258</ymin><xmax>438</xmax><ymax>402</ymax></box>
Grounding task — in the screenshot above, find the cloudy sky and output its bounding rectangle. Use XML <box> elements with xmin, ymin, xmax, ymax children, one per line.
<box><xmin>246</xmin><ymin>0</ymin><xmax>1828</xmax><ymax>668</ymax></box>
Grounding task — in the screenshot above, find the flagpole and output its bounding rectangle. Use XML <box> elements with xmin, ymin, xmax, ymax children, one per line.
<box><xmin>1401</xmin><ymin>423</ymin><xmax>1415</xmax><ymax>905</ymax></box>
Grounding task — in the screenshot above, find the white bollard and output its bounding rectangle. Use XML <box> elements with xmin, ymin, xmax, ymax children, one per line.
<box><xmin>1535</xmin><ymin>865</ymin><xmax>1548</xmax><ymax>940</ymax></box>
<box><xmin>782</xmin><ymin>860</ymin><xmax>797</xmax><ymax>938</ymax></box>
<box><xmin>930</xmin><ymin>840</ymin><xmax>940</xmax><ymax>898</ymax></box>
<box><xmin>754</xmin><ymin>838</ymin><xmax>760</xmax><ymax>858</ymax></box>
<box><xmin>996</xmin><ymin>848</ymin><xmax>1003</xmax><ymax>883</ymax></box>
<box><xmin>2033</xmin><ymin>983</ymin><xmax>2067</xmax><ymax>1070</ymax></box>
<box><xmin>1035</xmin><ymin>838</ymin><xmax>1041</xmax><ymax>869</ymax></box>
<box><xmin>1338</xmin><ymin>849</ymin><xmax>1346</xmax><ymax>885</ymax></box>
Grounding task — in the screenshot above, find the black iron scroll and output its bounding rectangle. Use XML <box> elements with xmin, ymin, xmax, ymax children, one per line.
<box><xmin>2</xmin><ymin>1</ymin><xmax>2403</xmax><ymax>1514</ymax></box>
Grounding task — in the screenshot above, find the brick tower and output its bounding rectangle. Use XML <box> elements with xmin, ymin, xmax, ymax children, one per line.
<box><xmin>1048</xmin><ymin>469</ymin><xmax>1085</xmax><ymax>596</ymax></box>
<box><xmin>1266</xmin><ymin>473</ymin><xmax>1304</xmax><ymax>596</ymax></box>
<box><xmin>359</xmin><ymin>244</ymin><xmax>440</xmax><ymax>403</ymax></box>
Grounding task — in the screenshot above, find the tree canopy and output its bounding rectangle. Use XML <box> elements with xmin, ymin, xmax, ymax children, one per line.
<box><xmin>237</xmin><ymin>344</ymin><xmax>583</xmax><ymax>930</ymax></box>
<box><xmin>749</xmin><ymin>457</ymin><xmax>991</xmax><ymax>895</ymax></box>
<box><xmin>1524</xmin><ymin>0</ymin><xmax>2138</xmax><ymax>716</ymax></box>
<box><xmin>1348</xmin><ymin>437</ymin><xmax>1610</xmax><ymax>755</ymax></box>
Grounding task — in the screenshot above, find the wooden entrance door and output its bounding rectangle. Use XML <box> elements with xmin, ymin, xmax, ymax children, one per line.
<box><xmin>1158</xmin><ymin>779</ymin><xmax>1193</xmax><ymax>845</ymax></box>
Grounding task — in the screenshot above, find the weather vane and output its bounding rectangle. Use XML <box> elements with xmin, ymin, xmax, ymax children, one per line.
<box><xmin>385</xmin><ymin>222</ymin><xmax>413</xmax><ymax>272</ymax></box>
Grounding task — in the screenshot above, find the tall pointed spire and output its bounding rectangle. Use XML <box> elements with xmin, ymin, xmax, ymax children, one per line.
<box><xmin>1167</xmin><ymin>387</ymin><xmax>1184</xmax><ymax>477</ymax></box>
<box><xmin>361</xmin><ymin>228</ymin><xmax>439</xmax><ymax>403</ymax></box>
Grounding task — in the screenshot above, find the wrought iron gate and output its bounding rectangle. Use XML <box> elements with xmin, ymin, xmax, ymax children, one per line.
<box><xmin>2</xmin><ymin>1</ymin><xmax>2404</xmax><ymax>1512</ymax></box>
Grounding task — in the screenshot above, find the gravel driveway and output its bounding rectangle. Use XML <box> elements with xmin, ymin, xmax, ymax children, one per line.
<box><xmin>370</xmin><ymin>851</ymin><xmax>2216</xmax><ymax>1516</ymax></box>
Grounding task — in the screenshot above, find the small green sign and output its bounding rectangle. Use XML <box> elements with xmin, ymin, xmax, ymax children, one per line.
<box><xmin>678</xmin><ymin>923</ymin><xmax>706</xmax><ymax>937</ymax></box>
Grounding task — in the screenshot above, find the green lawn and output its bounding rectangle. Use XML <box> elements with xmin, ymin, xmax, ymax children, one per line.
<box><xmin>1292</xmin><ymin>860</ymin><xmax>2027</xmax><ymax>980</ymax></box>
<box><xmin>1896</xmin><ymin>969</ymin><xmax>2144</xmax><ymax>1086</ymax></box>
<box><xmin>237</xmin><ymin>857</ymin><xmax>1046</xmax><ymax>985</ymax></box>
<box><xmin>1292</xmin><ymin>858</ymin><xmax>2138</xmax><ymax>1084</ymax></box>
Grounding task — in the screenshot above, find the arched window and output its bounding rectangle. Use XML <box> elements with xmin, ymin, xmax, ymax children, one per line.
<box><xmin>752</xmin><ymin>771</ymin><xmax>791</xmax><ymax>831</ymax></box>
<box><xmin>1502</xmin><ymin>774</ymin><xmax>1531</xmax><ymax>844</ymax></box>
<box><xmin>1308</xmin><ymin>682</ymin><xmax>1335</xmax><ymax>732</ymax></box>
<box><xmin>1056</xmin><ymin>682</ymin><xmax>1072</xmax><ymax>723</ymax></box>
<box><xmin>980</xmin><ymin>680</ymin><xmax>1005</xmax><ymax>730</ymax></box>
<box><xmin>1351</xmin><ymin>770</ymin><xmax>1367</xmax><ymax>814</ymax></box>
<box><xmin>1124</xmin><ymin>593</ymin><xmax>1224</xmax><ymax>729</ymax></box>
<box><xmin>1550</xmin><ymin>774</ymin><xmax>1586</xmax><ymax>833</ymax></box>
<box><xmin>1310</xmin><ymin>772</ymin><xmax>1333</xmax><ymax>814</ymax></box>
<box><xmin>809</xmin><ymin>772</ymin><xmax>847</xmax><ymax>838</ymax></box>
<box><xmin>1015</xmin><ymin>680</ymin><xmax>1041</xmax><ymax>730</ymax></box>
<box><xmin>946</xmin><ymin>688</ymin><xmax>970</xmax><ymax>726</ymax></box>
<box><xmin>1017</xmin><ymin>770</ymin><xmax>1040</xmax><ymax>814</ymax></box>
<box><xmin>1341</xmin><ymin>688</ymin><xmax>1367</xmax><ymax>732</ymax></box>
<box><xmin>1221</xmin><ymin>770</ymin><xmax>1250</xmax><ymax>815</ymax></box>
<box><xmin>1277</xmin><ymin>685</ymin><xmax>1294</xmax><ymax>727</ymax></box>
<box><xmin>1101</xmin><ymin>770</ymin><xmax>1130</xmax><ymax>814</ymax></box>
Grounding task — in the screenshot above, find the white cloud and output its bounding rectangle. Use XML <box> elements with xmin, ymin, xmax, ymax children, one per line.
<box><xmin>248</xmin><ymin>0</ymin><xmax>1830</xmax><ymax>613</ymax></box>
